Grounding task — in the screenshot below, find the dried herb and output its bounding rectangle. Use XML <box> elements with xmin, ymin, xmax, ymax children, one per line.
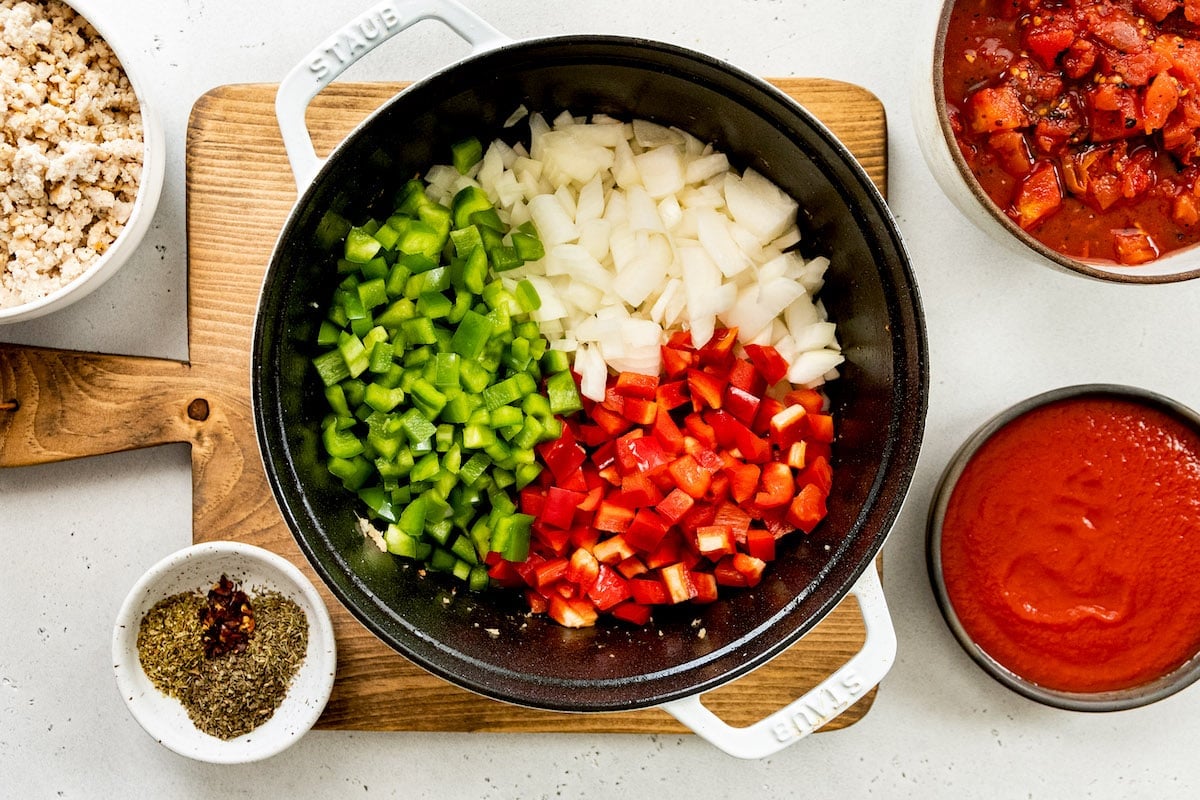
<box><xmin>136</xmin><ymin>577</ymin><xmax>309</xmax><ymax>740</ymax></box>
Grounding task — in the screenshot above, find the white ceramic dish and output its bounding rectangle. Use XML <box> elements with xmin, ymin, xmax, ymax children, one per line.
<box><xmin>0</xmin><ymin>0</ymin><xmax>166</xmax><ymax>323</ymax></box>
<box><xmin>112</xmin><ymin>542</ymin><xmax>336</xmax><ymax>763</ymax></box>
<box><xmin>912</xmin><ymin>0</ymin><xmax>1200</xmax><ymax>284</ymax></box>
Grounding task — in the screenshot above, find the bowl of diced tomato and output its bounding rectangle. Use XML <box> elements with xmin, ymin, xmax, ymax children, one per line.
<box><xmin>917</xmin><ymin>0</ymin><xmax>1200</xmax><ymax>282</ymax></box>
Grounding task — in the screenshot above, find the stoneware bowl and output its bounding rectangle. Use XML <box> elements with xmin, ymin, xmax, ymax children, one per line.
<box><xmin>912</xmin><ymin>0</ymin><xmax>1200</xmax><ymax>284</ymax></box>
<box><xmin>0</xmin><ymin>0</ymin><xmax>166</xmax><ymax>323</ymax></box>
<box><xmin>112</xmin><ymin>542</ymin><xmax>337</xmax><ymax>763</ymax></box>
<box><xmin>927</xmin><ymin>384</ymin><xmax>1200</xmax><ymax>710</ymax></box>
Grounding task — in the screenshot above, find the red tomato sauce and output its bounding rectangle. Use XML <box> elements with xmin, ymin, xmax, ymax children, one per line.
<box><xmin>939</xmin><ymin>394</ymin><xmax>1200</xmax><ymax>693</ymax></box>
<box><xmin>942</xmin><ymin>0</ymin><xmax>1200</xmax><ymax>265</ymax></box>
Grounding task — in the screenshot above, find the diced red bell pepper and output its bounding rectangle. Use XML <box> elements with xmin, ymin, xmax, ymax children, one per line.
<box><xmin>690</xmin><ymin>570</ymin><xmax>719</xmax><ymax>603</ymax></box>
<box><xmin>784</xmin><ymin>387</ymin><xmax>825</xmax><ymax>415</ymax></box>
<box><xmin>487</xmin><ymin>558</ymin><xmax>524</xmax><ymax>587</ymax></box>
<box><xmin>602</xmin><ymin>384</ymin><xmax>625</xmax><ymax>413</ymax></box>
<box><xmin>807</xmin><ymin>413</ymin><xmax>835</xmax><ymax>444</ymax></box>
<box><xmin>574</xmin><ymin>422</ymin><xmax>610</xmax><ymax>448</ymax></box>
<box><xmin>577</xmin><ymin>485</ymin><xmax>604</xmax><ymax>512</ymax></box>
<box><xmin>656</xmin><ymin>487</ymin><xmax>696</xmax><ymax>523</ymax></box>
<box><xmin>609</xmin><ymin>601</ymin><xmax>652</xmax><ymax>625</ymax></box>
<box><xmin>667</xmin><ymin>330</ymin><xmax>694</xmax><ymax>349</ymax></box>
<box><xmin>754</xmin><ymin>462</ymin><xmax>795</xmax><ymax>508</ymax></box>
<box><xmin>589</xmin><ymin>403</ymin><xmax>634</xmax><ymax>438</ymax></box>
<box><xmin>687</xmin><ymin>369</ymin><xmax>726</xmax><ymax>411</ymax></box>
<box><xmin>613</xmin><ymin>429</ymin><xmax>644</xmax><ymax>473</ymax></box>
<box><xmin>566</xmin><ymin>547</ymin><xmax>600</xmax><ymax>587</ymax></box>
<box><xmin>796</xmin><ymin>455</ymin><xmax>833</xmax><ymax>495</ymax></box>
<box><xmin>713</xmin><ymin>502</ymin><xmax>752</xmax><ymax>536</ymax></box>
<box><xmin>724</xmin><ymin>384</ymin><xmax>762</xmax><ymax>426</ymax></box>
<box><xmin>593</xmin><ymin>500</ymin><xmax>635</xmax><ymax>533</ymax></box>
<box><xmin>745</xmin><ymin>528</ymin><xmax>776</xmax><ymax>562</ymax></box>
<box><xmin>688</xmin><ymin>445</ymin><xmax>724</xmax><ymax>475</ymax></box>
<box><xmin>785</xmin><ymin>440</ymin><xmax>808</xmax><ymax>470</ymax></box>
<box><xmin>743</xmin><ymin>343</ymin><xmax>789</xmax><ymax>384</ymax></box>
<box><xmin>629</xmin><ymin>577</ymin><xmax>670</xmax><ymax>605</ymax></box>
<box><xmin>590</xmin><ymin>439</ymin><xmax>617</xmax><ymax>471</ymax></box>
<box><xmin>548</xmin><ymin>595</ymin><xmax>599</xmax><ymax>628</ymax></box>
<box><xmin>695</xmin><ymin>524</ymin><xmax>737</xmax><ymax>558</ymax></box>
<box><xmin>655</xmin><ymin>379</ymin><xmax>690</xmax><ymax>410</ymax></box>
<box><xmin>616</xmin><ymin>555</ymin><xmax>649</xmax><ymax>579</ymax></box>
<box><xmin>621</xmin><ymin>397</ymin><xmax>658</xmax><ymax>426</ymax></box>
<box><xmin>541</xmin><ymin>486</ymin><xmax>585</xmax><ymax>529</ymax></box>
<box><xmin>769</xmin><ymin>403</ymin><xmax>808</xmax><ymax>447</ymax></box>
<box><xmin>569</xmin><ymin>525</ymin><xmax>600</xmax><ymax>552</ymax></box>
<box><xmin>519</xmin><ymin>486</ymin><xmax>547</xmax><ymax>517</ymax></box>
<box><xmin>538</xmin><ymin>432</ymin><xmax>588</xmax><ymax>484</ymax></box>
<box><xmin>660</xmin><ymin>562</ymin><xmax>699</xmax><ymax>603</ymax></box>
<box><xmin>733</xmin><ymin>425</ymin><xmax>772</xmax><ymax>464</ymax></box>
<box><xmin>619</xmin><ymin>473</ymin><xmax>665</xmax><ymax>507</ymax></box>
<box><xmin>723</xmin><ymin>461</ymin><xmax>761</xmax><ymax>504</ymax></box>
<box><xmin>593</xmin><ymin>534</ymin><xmax>636</xmax><ymax>565</ymax></box>
<box><xmin>713</xmin><ymin>556</ymin><xmax>749</xmax><ymax>587</ymax></box>
<box><xmin>731</xmin><ymin>553</ymin><xmax>767</xmax><ymax>587</ymax></box>
<box><xmin>525</xmin><ymin>589</ymin><xmax>549</xmax><ymax>615</ymax></box>
<box><xmin>533</xmin><ymin>522</ymin><xmax>572</xmax><ymax>556</ymax></box>
<box><xmin>644</xmin><ymin>530</ymin><xmax>685</xmax><ymax>569</ymax></box>
<box><xmin>696</xmin><ymin>326</ymin><xmax>739</xmax><ymax>368</ymax></box>
<box><xmin>786</xmin><ymin>482</ymin><xmax>829</xmax><ymax>533</ymax></box>
<box><xmin>587</xmin><ymin>564</ymin><xmax>632</xmax><ymax>610</ymax></box>
<box><xmin>626</xmin><ymin>434</ymin><xmax>673</xmax><ymax>475</ymax></box>
<box><xmin>753</xmin><ymin>396</ymin><xmax>786</xmax><ymax>435</ymax></box>
<box><xmin>704</xmin><ymin>471</ymin><xmax>730</xmax><ymax>504</ymax></box>
<box><xmin>661</xmin><ymin>346</ymin><xmax>693</xmax><ymax>379</ymax></box>
<box><xmin>624</xmin><ymin>508</ymin><xmax>671</xmax><ymax>551</ymax></box>
<box><xmin>727</xmin><ymin>357</ymin><xmax>766</xmax><ymax>396</ymax></box>
<box><xmin>705</xmin><ymin>409</ymin><xmax>742</xmax><ymax>450</ymax></box>
<box><xmin>652</xmin><ymin>404</ymin><xmax>685</xmax><ymax>453</ymax></box>
<box><xmin>683</xmin><ymin>412</ymin><xmax>718</xmax><ymax>449</ymax></box>
<box><xmin>615</xmin><ymin>371</ymin><xmax>659</xmax><ymax>400</ymax></box>
<box><xmin>668</xmin><ymin>454</ymin><xmax>712</xmax><ymax>499</ymax></box>
<box><xmin>534</xmin><ymin>556</ymin><xmax>570</xmax><ymax>588</ymax></box>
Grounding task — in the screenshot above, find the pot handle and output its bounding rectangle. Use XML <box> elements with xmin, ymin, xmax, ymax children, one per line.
<box><xmin>661</xmin><ymin>566</ymin><xmax>897</xmax><ymax>760</ymax></box>
<box><xmin>275</xmin><ymin>0</ymin><xmax>509</xmax><ymax>189</ymax></box>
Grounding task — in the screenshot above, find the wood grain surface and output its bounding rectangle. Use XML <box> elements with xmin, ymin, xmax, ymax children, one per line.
<box><xmin>0</xmin><ymin>78</ymin><xmax>887</xmax><ymax>733</ymax></box>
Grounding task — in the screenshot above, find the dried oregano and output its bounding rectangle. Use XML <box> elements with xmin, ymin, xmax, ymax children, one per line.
<box><xmin>136</xmin><ymin>576</ymin><xmax>308</xmax><ymax>740</ymax></box>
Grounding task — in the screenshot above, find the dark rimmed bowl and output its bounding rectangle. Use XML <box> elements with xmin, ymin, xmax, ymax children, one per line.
<box><xmin>927</xmin><ymin>384</ymin><xmax>1200</xmax><ymax>711</ymax></box>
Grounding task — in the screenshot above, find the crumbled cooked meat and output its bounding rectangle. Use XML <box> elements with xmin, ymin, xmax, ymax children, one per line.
<box><xmin>0</xmin><ymin>0</ymin><xmax>142</xmax><ymax>308</ymax></box>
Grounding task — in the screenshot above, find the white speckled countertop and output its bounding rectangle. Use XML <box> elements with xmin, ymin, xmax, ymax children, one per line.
<box><xmin>3</xmin><ymin>0</ymin><xmax>1200</xmax><ymax>796</ymax></box>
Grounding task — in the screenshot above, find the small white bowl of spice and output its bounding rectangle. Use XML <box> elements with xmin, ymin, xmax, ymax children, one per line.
<box><xmin>112</xmin><ymin>542</ymin><xmax>337</xmax><ymax>763</ymax></box>
<box><xmin>0</xmin><ymin>0</ymin><xmax>166</xmax><ymax>322</ymax></box>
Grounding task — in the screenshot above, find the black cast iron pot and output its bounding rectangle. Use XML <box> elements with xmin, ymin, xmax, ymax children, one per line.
<box><xmin>253</xmin><ymin>0</ymin><xmax>927</xmax><ymax>759</ymax></box>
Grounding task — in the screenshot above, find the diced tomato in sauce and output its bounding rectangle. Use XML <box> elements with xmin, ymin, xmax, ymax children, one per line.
<box><xmin>943</xmin><ymin>0</ymin><xmax>1200</xmax><ymax>264</ymax></box>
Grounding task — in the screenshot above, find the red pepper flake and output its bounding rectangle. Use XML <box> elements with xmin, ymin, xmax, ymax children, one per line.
<box><xmin>200</xmin><ymin>574</ymin><xmax>256</xmax><ymax>658</ymax></box>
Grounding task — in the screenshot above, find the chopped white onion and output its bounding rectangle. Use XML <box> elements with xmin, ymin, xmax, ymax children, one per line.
<box><xmin>423</xmin><ymin>110</ymin><xmax>841</xmax><ymax>389</ymax></box>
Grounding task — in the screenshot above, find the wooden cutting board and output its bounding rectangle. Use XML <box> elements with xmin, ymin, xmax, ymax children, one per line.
<box><xmin>0</xmin><ymin>79</ymin><xmax>887</xmax><ymax>734</ymax></box>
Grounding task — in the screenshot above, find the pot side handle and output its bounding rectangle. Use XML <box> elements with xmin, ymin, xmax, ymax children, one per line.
<box><xmin>661</xmin><ymin>567</ymin><xmax>897</xmax><ymax>760</ymax></box>
<box><xmin>275</xmin><ymin>0</ymin><xmax>509</xmax><ymax>190</ymax></box>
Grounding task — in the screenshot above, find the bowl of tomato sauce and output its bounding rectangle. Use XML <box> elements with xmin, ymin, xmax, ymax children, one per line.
<box><xmin>916</xmin><ymin>0</ymin><xmax>1200</xmax><ymax>282</ymax></box>
<box><xmin>927</xmin><ymin>385</ymin><xmax>1200</xmax><ymax>710</ymax></box>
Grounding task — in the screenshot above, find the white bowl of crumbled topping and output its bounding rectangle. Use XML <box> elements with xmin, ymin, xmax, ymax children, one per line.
<box><xmin>112</xmin><ymin>542</ymin><xmax>337</xmax><ymax>764</ymax></box>
<box><xmin>0</xmin><ymin>0</ymin><xmax>165</xmax><ymax>323</ymax></box>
